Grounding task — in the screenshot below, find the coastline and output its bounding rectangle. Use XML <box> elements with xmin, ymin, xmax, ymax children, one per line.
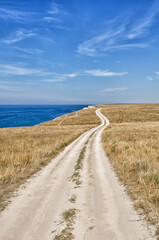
<box><xmin>0</xmin><ymin>104</ymin><xmax>89</xmax><ymax>129</ymax></box>
<box><xmin>0</xmin><ymin>107</ymin><xmax>99</xmax><ymax>212</ymax></box>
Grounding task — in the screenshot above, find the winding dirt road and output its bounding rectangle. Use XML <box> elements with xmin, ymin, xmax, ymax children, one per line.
<box><xmin>0</xmin><ymin>109</ymin><xmax>155</xmax><ymax>240</ymax></box>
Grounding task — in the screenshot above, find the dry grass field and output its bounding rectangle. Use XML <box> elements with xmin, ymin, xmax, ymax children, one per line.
<box><xmin>101</xmin><ymin>104</ymin><xmax>159</xmax><ymax>237</ymax></box>
<box><xmin>100</xmin><ymin>103</ymin><xmax>159</xmax><ymax>123</ymax></box>
<box><xmin>0</xmin><ymin>108</ymin><xmax>100</xmax><ymax>211</ymax></box>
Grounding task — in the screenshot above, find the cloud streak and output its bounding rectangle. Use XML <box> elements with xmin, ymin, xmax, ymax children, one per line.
<box><xmin>0</xmin><ymin>64</ymin><xmax>77</xmax><ymax>83</ymax></box>
<box><xmin>85</xmin><ymin>69</ymin><xmax>128</xmax><ymax>77</ymax></box>
<box><xmin>77</xmin><ymin>1</ymin><xmax>159</xmax><ymax>56</ymax></box>
<box><xmin>0</xmin><ymin>65</ymin><xmax>49</xmax><ymax>76</ymax></box>
<box><xmin>0</xmin><ymin>7</ymin><xmax>30</xmax><ymax>22</ymax></box>
<box><xmin>3</xmin><ymin>30</ymin><xmax>36</xmax><ymax>44</ymax></box>
<box><xmin>103</xmin><ymin>87</ymin><xmax>128</xmax><ymax>92</ymax></box>
<box><xmin>43</xmin><ymin>16</ymin><xmax>60</xmax><ymax>22</ymax></box>
<box><xmin>127</xmin><ymin>2</ymin><xmax>159</xmax><ymax>39</ymax></box>
<box><xmin>43</xmin><ymin>73</ymin><xmax>77</xmax><ymax>82</ymax></box>
<box><xmin>44</xmin><ymin>2</ymin><xmax>68</xmax><ymax>26</ymax></box>
<box><xmin>48</xmin><ymin>2</ymin><xmax>67</xmax><ymax>15</ymax></box>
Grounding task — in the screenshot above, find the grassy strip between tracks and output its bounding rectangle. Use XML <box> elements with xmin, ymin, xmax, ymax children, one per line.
<box><xmin>0</xmin><ymin>108</ymin><xmax>100</xmax><ymax>211</ymax></box>
<box><xmin>54</xmin><ymin>208</ymin><xmax>77</xmax><ymax>240</ymax></box>
<box><xmin>101</xmin><ymin>103</ymin><xmax>159</xmax><ymax>238</ymax></box>
<box><xmin>55</xmin><ymin>140</ymin><xmax>88</xmax><ymax>239</ymax></box>
<box><xmin>71</xmin><ymin>144</ymin><xmax>86</xmax><ymax>188</ymax></box>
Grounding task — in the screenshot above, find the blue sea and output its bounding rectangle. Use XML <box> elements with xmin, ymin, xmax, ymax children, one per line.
<box><xmin>0</xmin><ymin>105</ymin><xmax>88</xmax><ymax>128</ymax></box>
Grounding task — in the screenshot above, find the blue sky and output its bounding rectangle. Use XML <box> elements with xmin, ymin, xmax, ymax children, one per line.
<box><xmin>0</xmin><ymin>0</ymin><xmax>159</xmax><ymax>104</ymax></box>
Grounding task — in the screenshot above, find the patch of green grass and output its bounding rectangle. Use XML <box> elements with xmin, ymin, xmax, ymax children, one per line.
<box><xmin>75</xmin><ymin>146</ymin><xmax>86</xmax><ymax>171</ymax></box>
<box><xmin>54</xmin><ymin>208</ymin><xmax>76</xmax><ymax>240</ymax></box>
<box><xmin>63</xmin><ymin>208</ymin><xmax>76</xmax><ymax>222</ymax></box>
<box><xmin>69</xmin><ymin>195</ymin><xmax>76</xmax><ymax>203</ymax></box>
<box><xmin>71</xmin><ymin>145</ymin><xmax>86</xmax><ymax>187</ymax></box>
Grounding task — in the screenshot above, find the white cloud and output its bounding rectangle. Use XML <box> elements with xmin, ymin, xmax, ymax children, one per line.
<box><xmin>77</xmin><ymin>26</ymin><xmax>126</xmax><ymax>56</ymax></box>
<box><xmin>103</xmin><ymin>87</ymin><xmax>128</xmax><ymax>92</ymax></box>
<box><xmin>43</xmin><ymin>73</ymin><xmax>77</xmax><ymax>82</ymax></box>
<box><xmin>3</xmin><ymin>30</ymin><xmax>36</xmax><ymax>44</ymax></box>
<box><xmin>43</xmin><ymin>2</ymin><xmax>68</xmax><ymax>28</ymax></box>
<box><xmin>156</xmin><ymin>72</ymin><xmax>159</xmax><ymax>75</ymax></box>
<box><xmin>77</xmin><ymin>2</ymin><xmax>159</xmax><ymax>56</ymax></box>
<box><xmin>43</xmin><ymin>78</ymin><xmax>64</xmax><ymax>82</ymax></box>
<box><xmin>0</xmin><ymin>8</ymin><xmax>29</xmax><ymax>22</ymax></box>
<box><xmin>65</xmin><ymin>73</ymin><xmax>77</xmax><ymax>78</ymax></box>
<box><xmin>0</xmin><ymin>65</ymin><xmax>48</xmax><ymax>76</ymax></box>
<box><xmin>127</xmin><ymin>2</ymin><xmax>159</xmax><ymax>39</ymax></box>
<box><xmin>13</xmin><ymin>47</ymin><xmax>43</xmax><ymax>55</ymax></box>
<box><xmin>0</xmin><ymin>65</ymin><xmax>78</xmax><ymax>81</ymax></box>
<box><xmin>48</xmin><ymin>2</ymin><xmax>67</xmax><ymax>15</ymax></box>
<box><xmin>85</xmin><ymin>69</ymin><xmax>128</xmax><ymax>77</ymax></box>
<box><xmin>77</xmin><ymin>25</ymin><xmax>148</xmax><ymax>56</ymax></box>
<box><xmin>146</xmin><ymin>76</ymin><xmax>153</xmax><ymax>81</ymax></box>
<box><xmin>43</xmin><ymin>16</ymin><xmax>60</xmax><ymax>22</ymax></box>
<box><xmin>103</xmin><ymin>43</ymin><xmax>148</xmax><ymax>51</ymax></box>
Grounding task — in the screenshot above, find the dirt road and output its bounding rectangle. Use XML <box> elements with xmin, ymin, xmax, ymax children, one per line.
<box><xmin>0</xmin><ymin>109</ymin><xmax>155</xmax><ymax>240</ymax></box>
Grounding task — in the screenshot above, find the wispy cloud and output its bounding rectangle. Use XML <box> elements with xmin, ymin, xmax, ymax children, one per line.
<box><xmin>43</xmin><ymin>16</ymin><xmax>60</xmax><ymax>22</ymax></box>
<box><xmin>0</xmin><ymin>7</ymin><xmax>30</xmax><ymax>22</ymax></box>
<box><xmin>102</xmin><ymin>87</ymin><xmax>128</xmax><ymax>92</ymax></box>
<box><xmin>103</xmin><ymin>43</ymin><xmax>148</xmax><ymax>51</ymax></box>
<box><xmin>77</xmin><ymin>1</ymin><xmax>159</xmax><ymax>56</ymax></box>
<box><xmin>146</xmin><ymin>72</ymin><xmax>159</xmax><ymax>81</ymax></box>
<box><xmin>0</xmin><ymin>65</ymin><xmax>48</xmax><ymax>76</ymax></box>
<box><xmin>43</xmin><ymin>73</ymin><xmax>77</xmax><ymax>82</ymax></box>
<box><xmin>146</xmin><ymin>76</ymin><xmax>153</xmax><ymax>81</ymax></box>
<box><xmin>13</xmin><ymin>47</ymin><xmax>43</xmax><ymax>55</ymax></box>
<box><xmin>65</xmin><ymin>73</ymin><xmax>77</xmax><ymax>78</ymax></box>
<box><xmin>43</xmin><ymin>78</ymin><xmax>64</xmax><ymax>82</ymax></box>
<box><xmin>43</xmin><ymin>2</ymin><xmax>68</xmax><ymax>23</ymax></box>
<box><xmin>77</xmin><ymin>25</ymin><xmax>148</xmax><ymax>56</ymax></box>
<box><xmin>77</xmin><ymin>26</ymin><xmax>126</xmax><ymax>56</ymax></box>
<box><xmin>127</xmin><ymin>2</ymin><xmax>159</xmax><ymax>39</ymax></box>
<box><xmin>84</xmin><ymin>69</ymin><xmax>128</xmax><ymax>77</ymax></box>
<box><xmin>48</xmin><ymin>2</ymin><xmax>67</xmax><ymax>15</ymax></box>
<box><xmin>3</xmin><ymin>30</ymin><xmax>36</xmax><ymax>44</ymax></box>
<box><xmin>0</xmin><ymin>64</ymin><xmax>78</xmax><ymax>83</ymax></box>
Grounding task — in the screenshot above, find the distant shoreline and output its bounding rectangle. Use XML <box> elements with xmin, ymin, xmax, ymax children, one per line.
<box><xmin>0</xmin><ymin>105</ymin><xmax>88</xmax><ymax>129</ymax></box>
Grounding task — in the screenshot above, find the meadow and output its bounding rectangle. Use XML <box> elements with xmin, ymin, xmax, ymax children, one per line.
<box><xmin>0</xmin><ymin>108</ymin><xmax>100</xmax><ymax>211</ymax></box>
<box><xmin>101</xmin><ymin>104</ymin><xmax>159</xmax><ymax>236</ymax></box>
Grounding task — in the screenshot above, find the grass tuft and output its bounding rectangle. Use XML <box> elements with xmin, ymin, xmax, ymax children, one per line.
<box><xmin>71</xmin><ymin>145</ymin><xmax>86</xmax><ymax>187</ymax></box>
<box><xmin>54</xmin><ymin>208</ymin><xmax>76</xmax><ymax>240</ymax></box>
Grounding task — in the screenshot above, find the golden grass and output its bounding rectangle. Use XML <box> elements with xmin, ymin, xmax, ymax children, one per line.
<box><xmin>0</xmin><ymin>108</ymin><xmax>99</xmax><ymax>211</ymax></box>
<box><xmin>100</xmin><ymin>103</ymin><xmax>159</xmax><ymax>123</ymax></box>
<box><xmin>42</xmin><ymin>108</ymin><xmax>100</xmax><ymax>126</ymax></box>
<box><xmin>101</xmin><ymin>104</ymin><xmax>159</xmax><ymax>236</ymax></box>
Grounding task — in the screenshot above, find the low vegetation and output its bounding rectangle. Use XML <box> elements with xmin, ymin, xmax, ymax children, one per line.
<box><xmin>0</xmin><ymin>108</ymin><xmax>99</xmax><ymax>211</ymax></box>
<box><xmin>54</xmin><ymin>208</ymin><xmax>76</xmax><ymax>240</ymax></box>
<box><xmin>101</xmin><ymin>104</ymin><xmax>159</xmax><ymax>237</ymax></box>
<box><xmin>71</xmin><ymin>145</ymin><xmax>86</xmax><ymax>187</ymax></box>
<box><xmin>41</xmin><ymin>108</ymin><xmax>100</xmax><ymax>126</ymax></box>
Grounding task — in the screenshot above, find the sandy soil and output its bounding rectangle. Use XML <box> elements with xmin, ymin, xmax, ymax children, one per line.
<box><xmin>0</xmin><ymin>109</ymin><xmax>155</xmax><ymax>240</ymax></box>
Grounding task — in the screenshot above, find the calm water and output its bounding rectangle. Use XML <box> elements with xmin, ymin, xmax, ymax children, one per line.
<box><xmin>0</xmin><ymin>105</ymin><xmax>88</xmax><ymax>128</ymax></box>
